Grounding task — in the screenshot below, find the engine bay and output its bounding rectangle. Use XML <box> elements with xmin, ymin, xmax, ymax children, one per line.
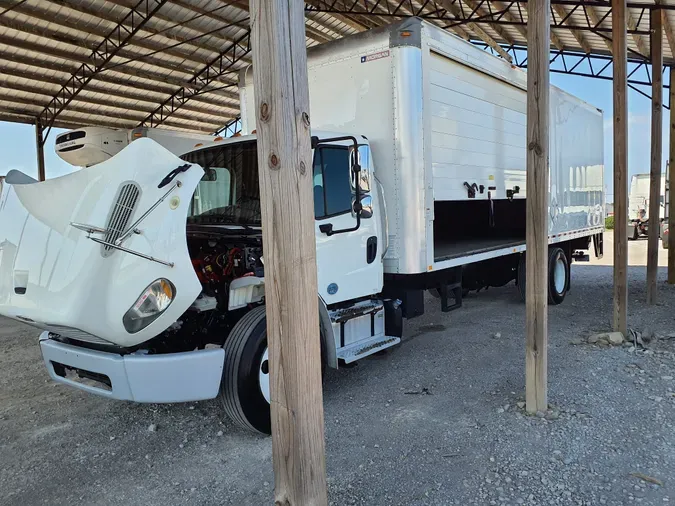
<box><xmin>150</xmin><ymin>229</ymin><xmax>264</xmax><ymax>353</ymax></box>
<box><xmin>189</xmin><ymin>235</ymin><xmax>263</xmax><ymax>308</ymax></box>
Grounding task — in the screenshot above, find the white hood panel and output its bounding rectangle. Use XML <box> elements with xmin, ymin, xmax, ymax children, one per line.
<box><xmin>0</xmin><ymin>138</ymin><xmax>203</xmax><ymax>347</ymax></box>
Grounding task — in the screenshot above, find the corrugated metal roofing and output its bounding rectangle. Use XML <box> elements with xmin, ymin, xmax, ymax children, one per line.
<box><xmin>0</xmin><ymin>0</ymin><xmax>673</xmax><ymax>137</ymax></box>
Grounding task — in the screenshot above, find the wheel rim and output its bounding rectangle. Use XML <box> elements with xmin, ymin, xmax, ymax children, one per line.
<box><xmin>553</xmin><ymin>255</ymin><xmax>566</xmax><ymax>294</ymax></box>
<box><xmin>259</xmin><ymin>347</ymin><xmax>270</xmax><ymax>404</ymax></box>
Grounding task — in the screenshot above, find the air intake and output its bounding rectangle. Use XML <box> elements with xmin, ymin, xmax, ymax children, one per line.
<box><xmin>102</xmin><ymin>182</ymin><xmax>141</xmax><ymax>257</ymax></box>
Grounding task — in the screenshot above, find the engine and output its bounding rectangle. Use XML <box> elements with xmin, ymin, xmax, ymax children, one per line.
<box><xmin>150</xmin><ymin>233</ymin><xmax>263</xmax><ymax>353</ymax></box>
<box><xmin>188</xmin><ymin>237</ymin><xmax>263</xmax><ymax>311</ymax></box>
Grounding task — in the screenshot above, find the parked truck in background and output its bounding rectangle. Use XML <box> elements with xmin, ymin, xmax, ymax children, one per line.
<box><xmin>0</xmin><ymin>19</ymin><xmax>604</xmax><ymax>434</ymax></box>
<box><xmin>628</xmin><ymin>172</ymin><xmax>667</xmax><ymax>241</ymax></box>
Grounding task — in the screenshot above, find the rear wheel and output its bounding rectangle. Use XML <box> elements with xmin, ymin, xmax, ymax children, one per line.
<box><xmin>547</xmin><ymin>247</ymin><xmax>569</xmax><ymax>305</ymax></box>
<box><xmin>516</xmin><ymin>247</ymin><xmax>570</xmax><ymax>305</ymax></box>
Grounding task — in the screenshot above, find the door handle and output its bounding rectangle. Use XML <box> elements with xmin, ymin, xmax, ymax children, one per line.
<box><xmin>366</xmin><ymin>236</ymin><xmax>377</xmax><ymax>264</ymax></box>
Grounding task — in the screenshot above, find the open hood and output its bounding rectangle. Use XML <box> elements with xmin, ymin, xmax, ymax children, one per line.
<box><xmin>0</xmin><ymin>138</ymin><xmax>203</xmax><ymax>348</ymax></box>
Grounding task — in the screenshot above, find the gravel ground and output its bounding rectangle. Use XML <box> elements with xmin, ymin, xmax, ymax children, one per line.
<box><xmin>1</xmin><ymin>232</ymin><xmax>674</xmax><ymax>506</ymax></box>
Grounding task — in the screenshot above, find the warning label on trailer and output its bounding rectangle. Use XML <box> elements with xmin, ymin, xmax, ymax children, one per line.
<box><xmin>360</xmin><ymin>50</ymin><xmax>390</xmax><ymax>63</ymax></box>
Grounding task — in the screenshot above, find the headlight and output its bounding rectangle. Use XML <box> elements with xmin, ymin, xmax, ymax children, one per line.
<box><xmin>123</xmin><ymin>279</ymin><xmax>175</xmax><ymax>333</ymax></box>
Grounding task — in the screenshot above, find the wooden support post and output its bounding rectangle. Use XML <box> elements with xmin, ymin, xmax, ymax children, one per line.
<box><xmin>249</xmin><ymin>1</ymin><xmax>328</xmax><ymax>505</ymax></box>
<box><xmin>525</xmin><ymin>0</ymin><xmax>550</xmax><ymax>414</ymax></box>
<box><xmin>670</xmin><ymin>68</ymin><xmax>675</xmax><ymax>284</ymax></box>
<box><xmin>613</xmin><ymin>0</ymin><xmax>629</xmax><ymax>335</ymax></box>
<box><xmin>35</xmin><ymin>121</ymin><xmax>46</xmax><ymax>181</ymax></box>
<box><xmin>647</xmin><ymin>9</ymin><xmax>663</xmax><ymax>304</ymax></box>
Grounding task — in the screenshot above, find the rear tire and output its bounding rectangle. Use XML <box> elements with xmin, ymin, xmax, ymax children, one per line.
<box><xmin>547</xmin><ymin>247</ymin><xmax>569</xmax><ymax>305</ymax></box>
<box><xmin>219</xmin><ymin>305</ymin><xmax>271</xmax><ymax>434</ymax></box>
<box><xmin>516</xmin><ymin>248</ymin><xmax>569</xmax><ymax>305</ymax></box>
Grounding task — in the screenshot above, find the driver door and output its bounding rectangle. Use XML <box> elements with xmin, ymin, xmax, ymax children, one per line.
<box><xmin>313</xmin><ymin>144</ymin><xmax>383</xmax><ymax>305</ymax></box>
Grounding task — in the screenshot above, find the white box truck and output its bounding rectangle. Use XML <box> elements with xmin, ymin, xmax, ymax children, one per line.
<box><xmin>0</xmin><ymin>19</ymin><xmax>604</xmax><ymax>434</ymax></box>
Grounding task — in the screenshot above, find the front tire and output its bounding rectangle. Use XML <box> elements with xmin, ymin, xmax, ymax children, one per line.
<box><xmin>219</xmin><ymin>305</ymin><xmax>271</xmax><ymax>434</ymax></box>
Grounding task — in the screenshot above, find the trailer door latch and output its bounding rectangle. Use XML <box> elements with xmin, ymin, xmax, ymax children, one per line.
<box><xmin>507</xmin><ymin>185</ymin><xmax>521</xmax><ymax>200</ymax></box>
<box><xmin>463</xmin><ymin>182</ymin><xmax>478</xmax><ymax>198</ymax></box>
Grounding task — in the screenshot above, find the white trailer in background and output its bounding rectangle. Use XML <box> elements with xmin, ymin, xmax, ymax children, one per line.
<box><xmin>628</xmin><ymin>172</ymin><xmax>667</xmax><ymax>241</ymax></box>
<box><xmin>0</xmin><ymin>18</ymin><xmax>604</xmax><ymax>434</ymax></box>
<box><xmin>55</xmin><ymin>126</ymin><xmax>215</xmax><ymax>167</ymax></box>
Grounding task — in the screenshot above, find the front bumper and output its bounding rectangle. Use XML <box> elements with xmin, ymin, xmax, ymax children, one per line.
<box><xmin>39</xmin><ymin>333</ymin><xmax>224</xmax><ymax>403</ymax></box>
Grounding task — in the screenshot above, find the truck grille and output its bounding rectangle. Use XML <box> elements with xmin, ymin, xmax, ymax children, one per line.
<box><xmin>44</xmin><ymin>325</ymin><xmax>110</xmax><ymax>345</ymax></box>
<box><xmin>102</xmin><ymin>182</ymin><xmax>141</xmax><ymax>257</ymax></box>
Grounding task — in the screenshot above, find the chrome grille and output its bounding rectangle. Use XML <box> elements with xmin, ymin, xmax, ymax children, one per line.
<box><xmin>102</xmin><ymin>182</ymin><xmax>140</xmax><ymax>257</ymax></box>
<box><xmin>44</xmin><ymin>325</ymin><xmax>110</xmax><ymax>345</ymax></box>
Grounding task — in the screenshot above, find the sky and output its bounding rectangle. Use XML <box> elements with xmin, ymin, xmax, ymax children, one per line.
<box><xmin>0</xmin><ymin>72</ymin><xmax>667</xmax><ymax>202</ymax></box>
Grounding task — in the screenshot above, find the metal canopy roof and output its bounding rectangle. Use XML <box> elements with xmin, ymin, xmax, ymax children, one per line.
<box><xmin>1</xmin><ymin>0</ymin><xmax>675</xmax><ymax>140</ymax></box>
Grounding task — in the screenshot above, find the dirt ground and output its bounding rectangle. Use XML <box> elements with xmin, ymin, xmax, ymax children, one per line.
<box><xmin>1</xmin><ymin>232</ymin><xmax>674</xmax><ymax>505</ymax></box>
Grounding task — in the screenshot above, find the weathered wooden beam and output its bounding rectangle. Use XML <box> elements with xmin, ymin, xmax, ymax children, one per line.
<box><xmin>553</xmin><ymin>4</ymin><xmax>592</xmax><ymax>53</ymax></box>
<box><xmin>670</xmin><ymin>69</ymin><xmax>675</xmax><ymax>284</ymax></box>
<box><xmin>442</xmin><ymin>0</ymin><xmax>513</xmax><ymax>62</ymax></box>
<box><xmin>647</xmin><ymin>8</ymin><xmax>664</xmax><ymax>304</ymax></box>
<box><xmin>525</xmin><ymin>0</ymin><xmax>550</xmax><ymax>414</ymax></box>
<box><xmin>613</xmin><ymin>0</ymin><xmax>629</xmax><ymax>335</ymax></box>
<box><xmin>249</xmin><ymin>0</ymin><xmax>328</xmax><ymax>504</ymax></box>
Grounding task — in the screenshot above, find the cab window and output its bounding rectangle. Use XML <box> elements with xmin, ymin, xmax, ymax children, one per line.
<box><xmin>313</xmin><ymin>147</ymin><xmax>352</xmax><ymax>219</ymax></box>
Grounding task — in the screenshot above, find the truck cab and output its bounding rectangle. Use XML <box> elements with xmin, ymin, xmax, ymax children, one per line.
<box><xmin>0</xmin><ymin>133</ymin><xmax>395</xmax><ymax>434</ymax></box>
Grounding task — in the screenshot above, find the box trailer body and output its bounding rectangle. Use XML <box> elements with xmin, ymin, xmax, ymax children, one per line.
<box><xmin>0</xmin><ymin>18</ymin><xmax>604</xmax><ymax>434</ymax></box>
<box><xmin>240</xmin><ymin>18</ymin><xmax>605</xmax><ymax>276</ymax></box>
<box><xmin>55</xmin><ymin>126</ymin><xmax>214</xmax><ymax>167</ymax></box>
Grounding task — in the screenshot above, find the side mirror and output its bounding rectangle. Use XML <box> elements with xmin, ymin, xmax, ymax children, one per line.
<box><xmin>350</xmin><ymin>147</ymin><xmax>370</xmax><ymax>193</ymax></box>
<box><xmin>353</xmin><ymin>194</ymin><xmax>373</xmax><ymax>219</ymax></box>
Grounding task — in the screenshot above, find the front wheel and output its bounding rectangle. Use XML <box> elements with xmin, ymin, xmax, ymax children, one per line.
<box><xmin>219</xmin><ymin>305</ymin><xmax>271</xmax><ymax>434</ymax></box>
<box><xmin>219</xmin><ymin>305</ymin><xmax>325</xmax><ymax>434</ymax></box>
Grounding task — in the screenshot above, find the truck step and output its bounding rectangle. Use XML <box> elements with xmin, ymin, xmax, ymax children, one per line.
<box><xmin>329</xmin><ymin>300</ymin><xmax>383</xmax><ymax>323</ymax></box>
<box><xmin>336</xmin><ymin>334</ymin><xmax>401</xmax><ymax>364</ymax></box>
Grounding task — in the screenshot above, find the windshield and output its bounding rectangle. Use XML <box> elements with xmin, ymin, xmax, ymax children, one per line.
<box><xmin>182</xmin><ymin>140</ymin><xmax>261</xmax><ymax>225</ymax></box>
